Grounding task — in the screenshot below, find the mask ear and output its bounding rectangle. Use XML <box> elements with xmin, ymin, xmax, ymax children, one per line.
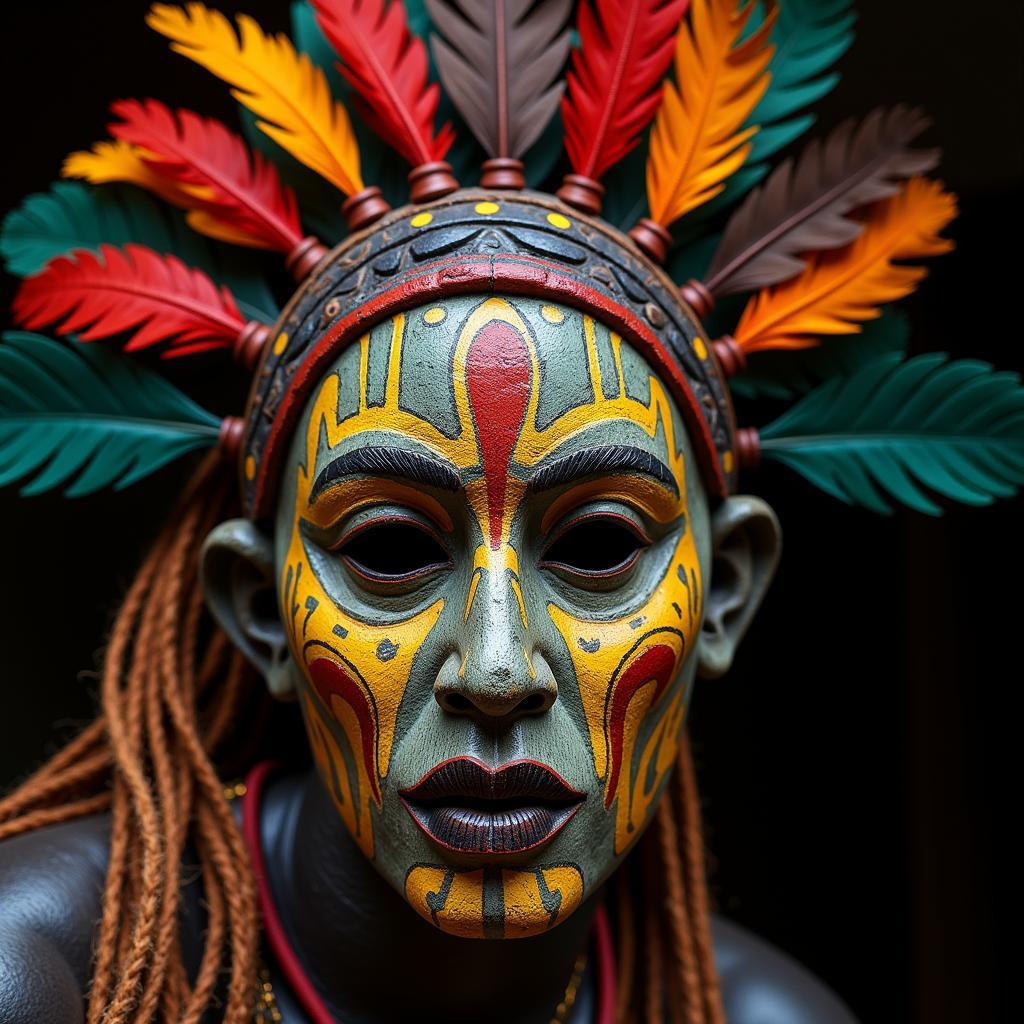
<box><xmin>200</xmin><ymin>518</ymin><xmax>294</xmax><ymax>699</ymax></box>
<box><xmin>697</xmin><ymin>495</ymin><xmax>782</xmax><ymax>680</ymax></box>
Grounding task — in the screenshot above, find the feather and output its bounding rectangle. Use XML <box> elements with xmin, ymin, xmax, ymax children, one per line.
<box><xmin>310</xmin><ymin>0</ymin><xmax>454</xmax><ymax>167</ymax></box>
<box><xmin>734</xmin><ymin>178</ymin><xmax>956</xmax><ymax>354</ymax></box>
<box><xmin>560</xmin><ymin>0</ymin><xmax>688</xmax><ymax>182</ymax></box>
<box><xmin>63</xmin><ymin>140</ymin><xmax>195</xmax><ymax>209</ymax></box>
<box><xmin>694</xmin><ymin>0</ymin><xmax>855</xmax><ymax>221</ymax></box>
<box><xmin>705</xmin><ymin>106</ymin><xmax>940</xmax><ymax>297</ymax></box>
<box><xmin>426</xmin><ymin>0</ymin><xmax>571</xmax><ymax>159</ymax></box>
<box><xmin>13</xmin><ymin>243</ymin><xmax>247</xmax><ymax>356</ymax></box>
<box><xmin>730</xmin><ymin>306</ymin><xmax>908</xmax><ymax>401</ymax></box>
<box><xmin>0</xmin><ymin>332</ymin><xmax>221</xmax><ymax>497</ymax></box>
<box><xmin>107</xmin><ymin>98</ymin><xmax>303</xmax><ymax>254</ymax></box>
<box><xmin>1</xmin><ymin>180</ymin><xmax>279</xmax><ymax>320</ymax></box>
<box><xmin>147</xmin><ymin>3</ymin><xmax>365</xmax><ymax>197</ymax></box>
<box><xmin>645</xmin><ymin>0</ymin><xmax>775</xmax><ymax>228</ymax></box>
<box><xmin>760</xmin><ymin>352</ymin><xmax>1024</xmax><ymax>515</ymax></box>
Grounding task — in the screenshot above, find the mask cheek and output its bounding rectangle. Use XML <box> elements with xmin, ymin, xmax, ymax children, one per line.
<box><xmin>279</xmin><ymin>533</ymin><xmax>445</xmax><ymax>861</ymax></box>
<box><xmin>547</xmin><ymin>535</ymin><xmax>703</xmax><ymax>856</ymax></box>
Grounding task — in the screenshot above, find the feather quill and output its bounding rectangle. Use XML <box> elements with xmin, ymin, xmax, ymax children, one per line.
<box><xmin>13</xmin><ymin>243</ymin><xmax>247</xmax><ymax>356</ymax></box>
<box><xmin>147</xmin><ymin>3</ymin><xmax>365</xmax><ymax>197</ymax></box>
<box><xmin>561</xmin><ymin>0</ymin><xmax>688</xmax><ymax>183</ymax></box>
<box><xmin>705</xmin><ymin>106</ymin><xmax>939</xmax><ymax>297</ymax></box>
<box><xmin>105</xmin><ymin>98</ymin><xmax>304</xmax><ymax>254</ymax></box>
<box><xmin>734</xmin><ymin>178</ymin><xmax>957</xmax><ymax>354</ymax></box>
<box><xmin>311</xmin><ymin>0</ymin><xmax>453</xmax><ymax>167</ymax></box>
<box><xmin>646</xmin><ymin>0</ymin><xmax>775</xmax><ymax>228</ymax></box>
<box><xmin>426</xmin><ymin>0</ymin><xmax>571</xmax><ymax>159</ymax></box>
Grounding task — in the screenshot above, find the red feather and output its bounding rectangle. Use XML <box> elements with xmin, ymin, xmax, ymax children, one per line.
<box><xmin>562</xmin><ymin>0</ymin><xmax>690</xmax><ymax>181</ymax></box>
<box><xmin>13</xmin><ymin>243</ymin><xmax>247</xmax><ymax>355</ymax></box>
<box><xmin>109</xmin><ymin>98</ymin><xmax>303</xmax><ymax>253</ymax></box>
<box><xmin>311</xmin><ymin>0</ymin><xmax>454</xmax><ymax>166</ymax></box>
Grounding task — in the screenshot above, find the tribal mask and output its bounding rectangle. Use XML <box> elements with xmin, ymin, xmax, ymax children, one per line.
<box><xmin>272</xmin><ymin>292</ymin><xmax>711</xmax><ymax>937</ymax></box>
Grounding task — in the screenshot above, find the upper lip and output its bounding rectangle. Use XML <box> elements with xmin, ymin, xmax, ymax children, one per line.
<box><xmin>399</xmin><ymin>757</ymin><xmax>585</xmax><ymax>855</ymax></box>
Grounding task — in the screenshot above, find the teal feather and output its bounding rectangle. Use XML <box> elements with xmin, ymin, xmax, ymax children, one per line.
<box><xmin>759</xmin><ymin>352</ymin><xmax>1024</xmax><ymax>515</ymax></box>
<box><xmin>1</xmin><ymin>182</ymin><xmax>278</xmax><ymax>323</ymax></box>
<box><xmin>731</xmin><ymin>308</ymin><xmax>909</xmax><ymax>400</ymax></box>
<box><xmin>0</xmin><ymin>332</ymin><xmax>221</xmax><ymax>497</ymax></box>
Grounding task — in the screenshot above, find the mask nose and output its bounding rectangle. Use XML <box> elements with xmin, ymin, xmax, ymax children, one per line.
<box><xmin>434</xmin><ymin>547</ymin><xmax>557</xmax><ymax>724</ymax></box>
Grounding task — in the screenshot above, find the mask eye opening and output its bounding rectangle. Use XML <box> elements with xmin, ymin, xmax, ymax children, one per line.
<box><xmin>540</xmin><ymin>510</ymin><xmax>650</xmax><ymax>579</ymax></box>
<box><xmin>335</xmin><ymin>515</ymin><xmax>452</xmax><ymax>583</ymax></box>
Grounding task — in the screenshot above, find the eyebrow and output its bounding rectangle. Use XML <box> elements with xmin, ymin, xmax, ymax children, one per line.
<box><xmin>311</xmin><ymin>445</ymin><xmax>461</xmax><ymax>500</ymax></box>
<box><xmin>527</xmin><ymin>445</ymin><xmax>679</xmax><ymax>496</ymax></box>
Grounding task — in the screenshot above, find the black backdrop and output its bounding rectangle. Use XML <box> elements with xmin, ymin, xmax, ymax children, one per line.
<box><xmin>1</xmin><ymin>2</ymin><xmax>1018</xmax><ymax>1021</ymax></box>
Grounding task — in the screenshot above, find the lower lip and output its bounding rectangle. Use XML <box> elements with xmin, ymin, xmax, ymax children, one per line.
<box><xmin>402</xmin><ymin>800</ymin><xmax>581</xmax><ymax>855</ymax></box>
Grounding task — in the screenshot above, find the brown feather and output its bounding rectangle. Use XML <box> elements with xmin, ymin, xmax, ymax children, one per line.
<box><xmin>427</xmin><ymin>0</ymin><xmax>572</xmax><ymax>158</ymax></box>
<box><xmin>705</xmin><ymin>106</ymin><xmax>940</xmax><ymax>298</ymax></box>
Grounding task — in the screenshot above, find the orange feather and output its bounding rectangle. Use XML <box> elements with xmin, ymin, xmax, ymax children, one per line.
<box><xmin>646</xmin><ymin>0</ymin><xmax>774</xmax><ymax>228</ymax></box>
<box><xmin>147</xmin><ymin>2</ymin><xmax>365</xmax><ymax>197</ymax></box>
<box><xmin>734</xmin><ymin>178</ymin><xmax>957</xmax><ymax>353</ymax></box>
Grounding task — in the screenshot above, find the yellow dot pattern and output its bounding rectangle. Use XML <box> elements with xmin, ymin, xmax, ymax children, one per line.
<box><xmin>423</xmin><ymin>306</ymin><xmax>446</xmax><ymax>325</ymax></box>
<box><xmin>546</xmin><ymin>212</ymin><xmax>571</xmax><ymax>230</ymax></box>
<box><xmin>540</xmin><ymin>305</ymin><xmax>565</xmax><ymax>324</ymax></box>
<box><xmin>273</xmin><ymin>331</ymin><xmax>289</xmax><ymax>356</ymax></box>
<box><xmin>723</xmin><ymin>451</ymin><xmax>734</xmax><ymax>474</ymax></box>
<box><xmin>410</xmin><ymin>212</ymin><xmax>433</xmax><ymax>228</ymax></box>
<box><xmin>693</xmin><ymin>337</ymin><xmax>708</xmax><ymax>360</ymax></box>
<box><xmin>475</xmin><ymin>201</ymin><xmax>500</xmax><ymax>215</ymax></box>
<box><xmin>244</xmin><ymin>455</ymin><xmax>257</xmax><ymax>481</ymax></box>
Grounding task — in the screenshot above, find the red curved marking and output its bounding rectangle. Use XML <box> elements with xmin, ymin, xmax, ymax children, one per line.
<box><xmin>465</xmin><ymin>319</ymin><xmax>531</xmax><ymax>549</ymax></box>
<box><xmin>604</xmin><ymin>644</ymin><xmax>676</xmax><ymax>809</ymax></box>
<box><xmin>308</xmin><ymin>657</ymin><xmax>381</xmax><ymax>804</ymax></box>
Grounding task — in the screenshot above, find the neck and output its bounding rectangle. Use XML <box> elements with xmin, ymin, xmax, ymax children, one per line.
<box><xmin>265</xmin><ymin>771</ymin><xmax>599</xmax><ymax>1024</ymax></box>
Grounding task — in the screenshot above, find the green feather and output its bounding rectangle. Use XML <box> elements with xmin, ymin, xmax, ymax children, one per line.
<box><xmin>0</xmin><ymin>332</ymin><xmax>221</xmax><ymax>497</ymax></box>
<box><xmin>759</xmin><ymin>352</ymin><xmax>1024</xmax><ymax>515</ymax></box>
<box><xmin>0</xmin><ymin>181</ymin><xmax>278</xmax><ymax>323</ymax></box>
<box><xmin>731</xmin><ymin>308</ymin><xmax>910</xmax><ymax>400</ymax></box>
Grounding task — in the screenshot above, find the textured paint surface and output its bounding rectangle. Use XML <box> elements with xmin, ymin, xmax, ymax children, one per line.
<box><xmin>276</xmin><ymin>294</ymin><xmax>709</xmax><ymax>937</ymax></box>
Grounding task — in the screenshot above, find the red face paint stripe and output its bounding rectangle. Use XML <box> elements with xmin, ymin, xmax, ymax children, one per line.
<box><xmin>308</xmin><ymin>657</ymin><xmax>382</xmax><ymax>804</ymax></box>
<box><xmin>250</xmin><ymin>255</ymin><xmax>730</xmax><ymax>517</ymax></box>
<box><xmin>603</xmin><ymin>643</ymin><xmax>676</xmax><ymax>809</ymax></box>
<box><xmin>465</xmin><ymin>319</ymin><xmax>532</xmax><ymax>549</ymax></box>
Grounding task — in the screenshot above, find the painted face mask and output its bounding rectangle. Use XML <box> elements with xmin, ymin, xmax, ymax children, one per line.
<box><xmin>275</xmin><ymin>293</ymin><xmax>711</xmax><ymax>938</ymax></box>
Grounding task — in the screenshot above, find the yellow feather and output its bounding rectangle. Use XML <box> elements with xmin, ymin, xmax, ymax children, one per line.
<box><xmin>63</xmin><ymin>139</ymin><xmax>271</xmax><ymax>249</ymax></box>
<box><xmin>146</xmin><ymin>2</ymin><xmax>364</xmax><ymax>197</ymax></box>
<box><xmin>646</xmin><ymin>0</ymin><xmax>774</xmax><ymax>228</ymax></box>
<box><xmin>63</xmin><ymin>140</ymin><xmax>195</xmax><ymax>208</ymax></box>
<box><xmin>735</xmin><ymin>178</ymin><xmax>958</xmax><ymax>353</ymax></box>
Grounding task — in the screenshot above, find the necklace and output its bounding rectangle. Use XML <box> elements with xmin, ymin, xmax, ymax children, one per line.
<box><xmin>239</xmin><ymin>763</ymin><xmax>616</xmax><ymax>1024</ymax></box>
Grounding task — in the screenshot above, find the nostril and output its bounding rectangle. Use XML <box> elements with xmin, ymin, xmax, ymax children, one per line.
<box><xmin>517</xmin><ymin>693</ymin><xmax>547</xmax><ymax>713</ymax></box>
<box><xmin>441</xmin><ymin>692</ymin><xmax>473</xmax><ymax>713</ymax></box>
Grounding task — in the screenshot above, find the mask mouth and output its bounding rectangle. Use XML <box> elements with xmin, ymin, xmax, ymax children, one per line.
<box><xmin>399</xmin><ymin>756</ymin><xmax>585</xmax><ymax>855</ymax></box>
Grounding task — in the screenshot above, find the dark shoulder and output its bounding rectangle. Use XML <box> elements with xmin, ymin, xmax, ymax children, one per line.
<box><xmin>0</xmin><ymin>813</ymin><xmax>111</xmax><ymax>1024</ymax></box>
<box><xmin>713</xmin><ymin>915</ymin><xmax>859</xmax><ymax>1024</ymax></box>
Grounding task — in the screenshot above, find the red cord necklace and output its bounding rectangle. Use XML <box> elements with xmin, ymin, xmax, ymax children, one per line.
<box><xmin>241</xmin><ymin>762</ymin><xmax>616</xmax><ymax>1024</ymax></box>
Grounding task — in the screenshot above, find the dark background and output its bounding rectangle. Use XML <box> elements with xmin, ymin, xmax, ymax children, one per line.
<box><xmin>0</xmin><ymin>2</ymin><xmax>1019</xmax><ymax>1021</ymax></box>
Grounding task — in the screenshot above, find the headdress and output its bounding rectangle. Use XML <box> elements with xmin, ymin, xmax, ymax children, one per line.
<box><xmin>2</xmin><ymin>5</ymin><xmax>1021</xmax><ymax>1023</ymax></box>
<box><xmin>4</xmin><ymin>0</ymin><xmax>1022</xmax><ymax>515</ymax></box>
